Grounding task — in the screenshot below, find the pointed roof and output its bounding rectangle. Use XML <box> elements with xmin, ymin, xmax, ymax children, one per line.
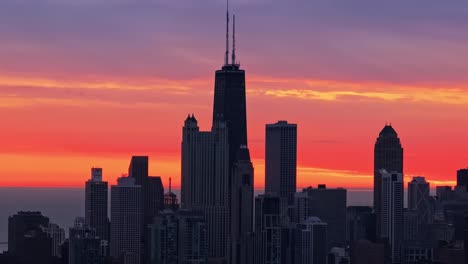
<box><xmin>379</xmin><ymin>125</ymin><xmax>398</xmax><ymax>137</ymax></box>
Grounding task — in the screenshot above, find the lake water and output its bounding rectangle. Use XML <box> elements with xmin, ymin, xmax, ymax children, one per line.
<box><xmin>0</xmin><ymin>187</ymin><xmax>375</xmax><ymax>252</ymax></box>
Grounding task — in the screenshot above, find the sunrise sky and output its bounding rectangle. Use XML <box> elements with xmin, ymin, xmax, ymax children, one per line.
<box><xmin>1</xmin><ymin>0</ymin><xmax>467</xmax><ymax>189</ymax></box>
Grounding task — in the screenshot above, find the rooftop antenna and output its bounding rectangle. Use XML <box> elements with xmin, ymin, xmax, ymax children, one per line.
<box><xmin>231</xmin><ymin>14</ymin><xmax>236</xmax><ymax>65</ymax></box>
<box><xmin>224</xmin><ymin>0</ymin><xmax>230</xmax><ymax>65</ymax></box>
<box><xmin>169</xmin><ymin>177</ymin><xmax>172</xmax><ymax>194</ymax></box>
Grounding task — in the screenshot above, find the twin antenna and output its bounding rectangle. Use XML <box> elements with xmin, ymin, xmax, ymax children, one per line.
<box><xmin>224</xmin><ymin>0</ymin><xmax>237</xmax><ymax>65</ymax></box>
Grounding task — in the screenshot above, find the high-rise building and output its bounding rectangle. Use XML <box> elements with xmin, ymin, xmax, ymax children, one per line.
<box><xmin>436</xmin><ymin>186</ymin><xmax>453</xmax><ymax>201</ymax></box>
<box><xmin>380</xmin><ymin>170</ymin><xmax>404</xmax><ymax>264</ymax></box>
<box><xmin>110</xmin><ymin>177</ymin><xmax>142</xmax><ymax>264</ymax></box>
<box><xmin>230</xmin><ymin>146</ymin><xmax>254</xmax><ymax>264</ymax></box>
<box><xmin>149</xmin><ymin>210</ymin><xmax>208</xmax><ymax>264</ymax></box>
<box><xmin>8</xmin><ymin>211</ymin><xmax>52</xmax><ymax>264</ymax></box>
<box><xmin>127</xmin><ymin>156</ymin><xmax>165</xmax><ymax>263</ymax></box>
<box><xmin>44</xmin><ymin>223</ymin><xmax>65</xmax><ymax>258</ymax></box>
<box><xmin>374</xmin><ymin>124</ymin><xmax>403</xmax><ymax>242</ymax></box>
<box><xmin>408</xmin><ymin>176</ymin><xmax>433</xmax><ymax>224</ymax></box>
<box><xmin>254</xmin><ymin>195</ymin><xmax>290</xmax><ymax>264</ymax></box>
<box><xmin>265</xmin><ymin>120</ymin><xmax>297</xmax><ymax>221</ymax></box>
<box><xmin>69</xmin><ymin>217</ymin><xmax>102</xmax><ymax>264</ymax></box>
<box><xmin>164</xmin><ymin>178</ymin><xmax>179</xmax><ymax>211</ymax></box>
<box><xmin>181</xmin><ymin>116</ymin><xmax>229</xmax><ymax>262</ymax></box>
<box><xmin>297</xmin><ymin>185</ymin><xmax>347</xmax><ymax>249</ymax></box>
<box><xmin>346</xmin><ymin>206</ymin><xmax>376</xmax><ymax>243</ymax></box>
<box><xmin>85</xmin><ymin>167</ymin><xmax>109</xmax><ymax>242</ymax></box>
<box><xmin>294</xmin><ymin>217</ymin><xmax>328</xmax><ymax>264</ymax></box>
<box><xmin>457</xmin><ymin>168</ymin><xmax>468</xmax><ymax>191</ymax></box>
<box><xmin>212</xmin><ymin>11</ymin><xmax>248</xmax><ymax>169</ymax></box>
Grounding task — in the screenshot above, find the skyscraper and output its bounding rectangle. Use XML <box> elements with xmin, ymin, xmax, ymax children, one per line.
<box><xmin>128</xmin><ymin>156</ymin><xmax>165</xmax><ymax>263</ymax></box>
<box><xmin>212</xmin><ymin>11</ymin><xmax>247</xmax><ymax>169</ymax></box>
<box><xmin>110</xmin><ymin>177</ymin><xmax>142</xmax><ymax>264</ymax></box>
<box><xmin>374</xmin><ymin>125</ymin><xmax>403</xmax><ymax>241</ymax></box>
<box><xmin>298</xmin><ymin>185</ymin><xmax>347</xmax><ymax>249</ymax></box>
<box><xmin>230</xmin><ymin>146</ymin><xmax>254</xmax><ymax>264</ymax></box>
<box><xmin>8</xmin><ymin>211</ymin><xmax>52</xmax><ymax>264</ymax></box>
<box><xmin>85</xmin><ymin>167</ymin><xmax>109</xmax><ymax>242</ymax></box>
<box><xmin>457</xmin><ymin>168</ymin><xmax>468</xmax><ymax>191</ymax></box>
<box><xmin>294</xmin><ymin>217</ymin><xmax>328</xmax><ymax>264</ymax></box>
<box><xmin>408</xmin><ymin>176</ymin><xmax>432</xmax><ymax>223</ymax></box>
<box><xmin>380</xmin><ymin>170</ymin><xmax>404</xmax><ymax>264</ymax></box>
<box><xmin>265</xmin><ymin>120</ymin><xmax>297</xmax><ymax>221</ymax></box>
<box><xmin>44</xmin><ymin>223</ymin><xmax>65</xmax><ymax>258</ymax></box>
<box><xmin>149</xmin><ymin>210</ymin><xmax>208</xmax><ymax>264</ymax></box>
<box><xmin>69</xmin><ymin>217</ymin><xmax>102</xmax><ymax>264</ymax></box>
<box><xmin>181</xmin><ymin>116</ymin><xmax>230</xmax><ymax>261</ymax></box>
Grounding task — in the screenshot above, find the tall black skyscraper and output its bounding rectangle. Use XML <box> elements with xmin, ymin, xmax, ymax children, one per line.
<box><xmin>85</xmin><ymin>167</ymin><xmax>109</xmax><ymax>242</ymax></box>
<box><xmin>374</xmin><ymin>125</ymin><xmax>403</xmax><ymax>240</ymax></box>
<box><xmin>212</xmin><ymin>9</ymin><xmax>248</xmax><ymax>169</ymax></box>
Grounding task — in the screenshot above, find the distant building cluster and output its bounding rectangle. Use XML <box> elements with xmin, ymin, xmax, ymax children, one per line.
<box><xmin>2</xmin><ymin>8</ymin><xmax>468</xmax><ymax>264</ymax></box>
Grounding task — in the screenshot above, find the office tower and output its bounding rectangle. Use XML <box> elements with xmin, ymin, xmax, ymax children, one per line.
<box><xmin>254</xmin><ymin>195</ymin><xmax>290</xmax><ymax>264</ymax></box>
<box><xmin>230</xmin><ymin>146</ymin><xmax>254</xmax><ymax>264</ymax></box>
<box><xmin>347</xmin><ymin>206</ymin><xmax>376</xmax><ymax>243</ymax></box>
<box><xmin>374</xmin><ymin>124</ymin><xmax>403</xmax><ymax>241</ymax></box>
<box><xmin>146</xmin><ymin>176</ymin><xmax>164</xmax><ymax>223</ymax></box>
<box><xmin>149</xmin><ymin>210</ymin><xmax>208</xmax><ymax>264</ymax></box>
<box><xmin>212</xmin><ymin>10</ymin><xmax>248</xmax><ymax>170</ymax></box>
<box><xmin>44</xmin><ymin>223</ymin><xmax>65</xmax><ymax>257</ymax></box>
<box><xmin>8</xmin><ymin>211</ymin><xmax>53</xmax><ymax>264</ymax></box>
<box><xmin>380</xmin><ymin>170</ymin><xmax>404</xmax><ymax>264</ymax></box>
<box><xmin>457</xmin><ymin>168</ymin><xmax>468</xmax><ymax>191</ymax></box>
<box><xmin>327</xmin><ymin>247</ymin><xmax>349</xmax><ymax>264</ymax></box>
<box><xmin>128</xmin><ymin>156</ymin><xmax>165</xmax><ymax>263</ymax></box>
<box><xmin>436</xmin><ymin>186</ymin><xmax>453</xmax><ymax>201</ymax></box>
<box><xmin>294</xmin><ymin>217</ymin><xmax>328</xmax><ymax>264</ymax></box>
<box><xmin>181</xmin><ymin>116</ymin><xmax>230</xmax><ymax>262</ymax></box>
<box><xmin>110</xmin><ymin>177</ymin><xmax>142</xmax><ymax>264</ymax></box>
<box><xmin>297</xmin><ymin>185</ymin><xmax>347</xmax><ymax>248</ymax></box>
<box><xmin>265</xmin><ymin>120</ymin><xmax>297</xmax><ymax>220</ymax></box>
<box><xmin>69</xmin><ymin>217</ymin><xmax>102</xmax><ymax>264</ymax></box>
<box><xmin>408</xmin><ymin>176</ymin><xmax>433</xmax><ymax>224</ymax></box>
<box><xmin>164</xmin><ymin>178</ymin><xmax>179</xmax><ymax>211</ymax></box>
<box><xmin>85</xmin><ymin>167</ymin><xmax>109</xmax><ymax>242</ymax></box>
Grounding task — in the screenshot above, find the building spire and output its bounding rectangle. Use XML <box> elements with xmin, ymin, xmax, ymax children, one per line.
<box><xmin>232</xmin><ymin>14</ymin><xmax>236</xmax><ymax>65</ymax></box>
<box><xmin>169</xmin><ymin>177</ymin><xmax>172</xmax><ymax>194</ymax></box>
<box><xmin>224</xmin><ymin>0</ymin><xmax>230</xmax><ymax>65</ymax></box>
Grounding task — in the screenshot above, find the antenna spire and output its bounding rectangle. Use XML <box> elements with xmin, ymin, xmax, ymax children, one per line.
<box><xmin>224</xmin><ymin>0</ymin><xmax>230</xmax><ymax>65</ymax></box>
<box><xmin>231</xmin><ymin>14</ymin><xmax>236</xmax><ymax>65</ymax></box>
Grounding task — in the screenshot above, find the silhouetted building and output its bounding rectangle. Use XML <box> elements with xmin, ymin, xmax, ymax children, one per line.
<box><xmin>408</xmin><ymin>176</ymin><xmax>433</xmax><ymax>224</ymax></box>
<box><xmin>146</xmin><ymin>176</ymin><xmax>164</xmax><ymax>223</ymax></box>
<box><xmin>294</xmin><ymin>217</ymin><xmax>328</xmax><ymax>264</ymax></box>
<box><xmin>374</xmin><ymin>125</ymin><xmax>403</xmax><ymax>242</ymax></box>
<box><xmin>380</xmin><ymin>170</ymin><xmax>404</xmax><ymax>264</ymax></box>
<box><xmin>346</xmin><ymin>206</ymin><xmax>375</xmax><ymax>243</ymax></box>
<box><xmin>110</xmin><ymin>177</ymin><xmax>142</xmax><ymax>264</ymax></box>
<box><xmin>350</xmin><ymin>240</ymin><xmax>385</xmax><ymax>264</ymax></box>
<box><xmin>436</xmin><ymin>186</ymin><xmax>453</xmax><ymax>202</ymax></box>
<box><xmin>85</xmin><ymin>168</ymin><xmax>109</xmax><ymax>243</ymax></box>
<box><xmin>8</xmin><ymin>211</ymin><xmax>52</xmax><ymax>264</ymax></box>
<box><xmin>254</xmin><ymin>195</ymin><xmax>286</xmax><ymax>264</ymax></box>
<box><xmin>44</xmin><ymin>223</ymin><xmax>65</xmax><ymax>258</ymax></box>
<box><xmin>149</xmin><ymin>210</ymin><xmax>208</xmax><ymax>264</ymax></box>
<box><xmin>164</xmin><ymin>178</ymin><xmax>179</xmax><ymax>211</ymax></box>
<box><xmin>297</xmin><ymin>185</ymin><xmax>347</xmax><ymax>248</ymax></box>
<box><xmin>69</xmin><ymin>218</ymin><xmax>102</xmax><ymax>264</ymax></box>
<box><xmin>265</xmin><ymin>121</ymin><xmax>297</xmax><ymax>221</ymax></box>
<box><xmin>457</xmin><ymin>168</ymin><xmax>468</xmax><ymax>192</ymax></box>
<box><xmin>181</xmin><ymin>116</ymin><xmax>229</xmax><ymax>262</ymax></box>
<box><xmin>230</xmin><ymin>146</ymin><xmax>254</xmax><ymax>264</ymax></box>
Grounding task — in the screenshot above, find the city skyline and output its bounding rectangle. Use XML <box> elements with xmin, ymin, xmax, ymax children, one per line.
<box><xmin>1</xmin><ymin>0</ymin><xmax>468</xmax><ymax>188</ymax></box>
